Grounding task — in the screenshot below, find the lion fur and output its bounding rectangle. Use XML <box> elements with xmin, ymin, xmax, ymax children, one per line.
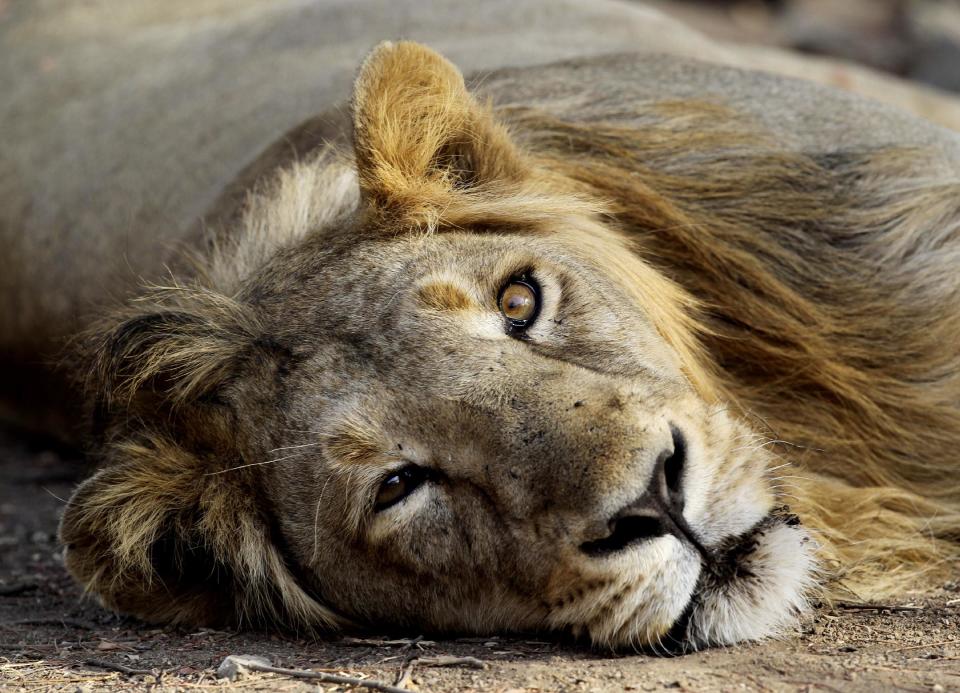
<box><xmin>51</xmin><ymin>42</ymin><xmax>960</xmax><ymax>635</ymax></box>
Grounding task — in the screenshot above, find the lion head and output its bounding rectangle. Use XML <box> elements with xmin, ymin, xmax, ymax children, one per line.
<box><xmin>60</xmin><ymin>42</ymin><xmax>816</xmax><ymax>650</ymax></box>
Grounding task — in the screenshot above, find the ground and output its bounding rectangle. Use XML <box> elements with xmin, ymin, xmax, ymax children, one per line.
<box><xmin>1</xmin><ymin>426</ymin><xmax>958</xmax><ymax>692</ymax></box>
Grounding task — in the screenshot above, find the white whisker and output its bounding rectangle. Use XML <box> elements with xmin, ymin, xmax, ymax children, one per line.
<box><xmin>310</xmin><ymin>475</ymin><xmax>333</xmax><ymax>565</ymax></box>
<box><xmin>269</xmin><ymin>441</ymin><xmax>324</xmax><ymax>452</ymax></box>
<box><xmin>205</xmin><ymin>450</ymin><xmax>312</xmax><ymax>475</ymax></box>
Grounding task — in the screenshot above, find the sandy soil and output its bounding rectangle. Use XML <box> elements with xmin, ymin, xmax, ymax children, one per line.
<box><xmin>1</xmin><ymin>425</ymin><xmax>958</xmax><ymax>692</ymax></box>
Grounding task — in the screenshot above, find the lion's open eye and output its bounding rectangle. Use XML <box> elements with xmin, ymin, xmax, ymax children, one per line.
<box><xmin>374</xmin><ymin>466</ymin><xmax>429</xmax><ymax>512</ymax></box>
<box><xmin>498</xmin><ymin>278</ymin><xmax>540</xmax><ymax>331</ymax></box>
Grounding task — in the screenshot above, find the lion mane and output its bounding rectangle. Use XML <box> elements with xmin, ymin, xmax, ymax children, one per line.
<box><xmin>58</xmin><ymin>42</ymin><xmax>960</xmax><ymax>646</ymax></box>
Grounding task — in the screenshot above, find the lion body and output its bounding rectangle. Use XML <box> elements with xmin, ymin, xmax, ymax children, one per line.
<box><xmin>2</xmin><ymin>1</ymin><xmax>959</xmax><ymax>648</ymax></box>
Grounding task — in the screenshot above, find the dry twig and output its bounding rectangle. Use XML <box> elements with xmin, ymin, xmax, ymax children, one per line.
<box><xmin>394</xmin><ymin>657</ymin><xmax>416</xmax><ymax>688</ymax></box>
<box><xmin>0</xmin><ymin>642</ymin><xmax>55</xmax><ymax>652</ymax></box>
<box><xmin>835</xmin><ymin>602</ymin><xmax>923</xmax><ymax>612</ymax></box>
<box><xmin>217</xmin><ymin>655</ymin><xmax>411</xmax><ymax>693</ymax></box>
<box><xmin>84</xmin><ymin>658</ymin><xmax>163</xmax><ymax>684</ymax></box>
<box><xmin>416</xmin><ymin>655</ymin><xmax>487</xmax><ymax>669</ymax></box>
<box><xmin>339</xmin><ymin>636</ymin><xmax>435</xmax><ymax>648</ymax></box>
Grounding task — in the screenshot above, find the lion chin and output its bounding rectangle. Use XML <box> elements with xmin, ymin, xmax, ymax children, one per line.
<box><xmin>553</xmin><ymin>505</ymin><xmax>815</xmax><ymax>651</ymax></box>
<box><xmin>669</xmin><ymin>515</ymin><xmax>815</xmax><ymax>651</ymax></box>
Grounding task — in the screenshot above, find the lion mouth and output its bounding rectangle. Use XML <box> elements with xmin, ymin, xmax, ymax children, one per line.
<box><xmin>661</xmin><ymin>507</ymin><xmax>806</xmax><ymax>653</ymax></box>
<box><xmin>704</xmin><ymin>506</ymin><xmax>801</xmax><ymax>584</ymax></box>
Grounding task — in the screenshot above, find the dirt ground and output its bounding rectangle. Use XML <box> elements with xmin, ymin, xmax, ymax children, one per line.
<box><xmin>1</xmin><ymin>425</ymin><xmax>958</xmax><ymax>692</ymax></box>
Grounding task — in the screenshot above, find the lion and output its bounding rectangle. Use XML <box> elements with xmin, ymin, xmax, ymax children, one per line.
<box><xmin>2</xmin><ymin>4</ymin><xmax>959</xmax><ymax>652</ymax></box>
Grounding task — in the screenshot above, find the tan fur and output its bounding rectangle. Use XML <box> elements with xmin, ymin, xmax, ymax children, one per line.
<box><xmin>418</xmin><ymin>282</ymin><xmax>475</xmax><ymax>312</ymax></box>
<box><xmin>58</xmin><ymin>42</ymin><xmax>959</xmax><ymax>648</ymax></box>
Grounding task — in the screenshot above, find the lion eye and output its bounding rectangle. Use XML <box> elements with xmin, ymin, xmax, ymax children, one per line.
<box><xmin>374</xmin><ymin>466</ymin><xmax>428</xmax><ymax>512</ymax></box>
<box><xmin>498</xmin><ymin>279</ymin><xmax>540</xmax><ymax>330</ymax></box>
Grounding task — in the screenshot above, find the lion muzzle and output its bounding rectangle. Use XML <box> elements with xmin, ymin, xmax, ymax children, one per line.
<box><xmin>579</xmin><ymin>425</ymin><xmax>710</xmax><ymax>560</ymax></box>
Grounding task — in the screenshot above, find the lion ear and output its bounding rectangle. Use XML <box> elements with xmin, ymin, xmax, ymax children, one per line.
<box><xmin>351</xmin><ymin>41</ymin><xmax>528</xmax><ymax>220</ymax></box>
<box><xmin>59</xmin><ymin>434</ymin><xmax>337</xmax><ymax>629</ymax></box>
<box><xmin>60</xmin><ymin>437</ymin><xmax>251</xmax><ymax>626</ymax></box>
<box><xmin>60</xmin><ymin>290</ymin><xmax>338</xmax><ymax>629</ymax></box>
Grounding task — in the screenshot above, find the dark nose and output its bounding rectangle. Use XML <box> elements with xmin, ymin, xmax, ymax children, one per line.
<box><xmin>580</xmin><ymin>426</ymin><xmax>708</xmax><ymax>559</ymax></box>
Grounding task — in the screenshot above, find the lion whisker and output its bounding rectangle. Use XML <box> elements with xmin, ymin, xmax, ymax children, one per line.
<box><xmin>269</xmin><ymin>441</ymin><xmax>325</xmax><ymax>452</ymax></box>
<box><xmin>205</xmin><ymin>450</ymin><xmax>313</xmax><ymax>475</ymax></box>
<box><xmin>730</xmin><ymin>438</ymin><xmax>807</xmax><ymax>455</ymax></box>
<box><xmin>765</xmin><ymin>462</ymin><xmax>794</xmax><ymax>474</ymax></box>
<box><xmin>310</xmin><ymin>475</ymin><xmax>334</xmax><ymax>565</ymax></box>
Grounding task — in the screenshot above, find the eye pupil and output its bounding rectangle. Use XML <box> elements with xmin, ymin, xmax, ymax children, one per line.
<box><xmin>506</xmin><ymin>294</ymin><xmax>530</xmax><ymax>311</ymax></box>
<box><xmin>374</xmin><ymin>466</ymin><xmax>427</xmax><ymax>512</ymax></box>
<box><xmin>498</xmin><ymin>280</ymin><xmax>539</xmax><ymax>328</ymax></box>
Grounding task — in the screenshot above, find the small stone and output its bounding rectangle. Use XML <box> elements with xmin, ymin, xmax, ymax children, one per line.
<box><xmin>216</xmin><ymin>655</ymin><xmax>272</xmax><ymax>681</ymax></box>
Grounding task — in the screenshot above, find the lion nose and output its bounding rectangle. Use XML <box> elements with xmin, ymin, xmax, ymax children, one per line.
<box><xmin>580</xmin><ymin>426</ymin><xmax>708</xmax><ymax>559</ymax></box>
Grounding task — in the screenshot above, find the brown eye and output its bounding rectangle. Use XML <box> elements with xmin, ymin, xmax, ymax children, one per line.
<box><xmin>498</xmin><ymin>279</ymin><xmax>540</xmax><ymax>330</ymax></box>
<box><xmin>374</xmin><ymin>466</ymin><xmax>428</xmax><ymax>512</ymax></box>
